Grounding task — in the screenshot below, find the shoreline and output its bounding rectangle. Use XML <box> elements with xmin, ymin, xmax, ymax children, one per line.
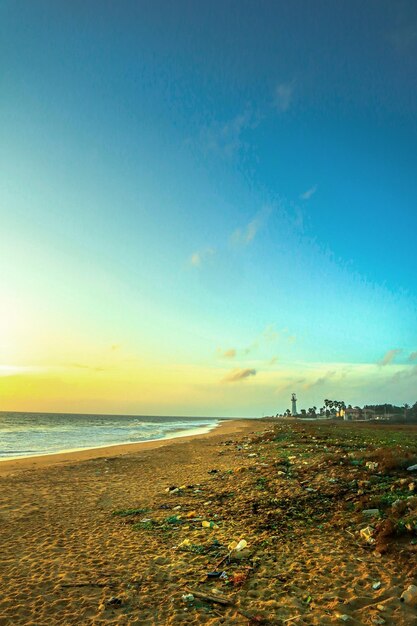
<box><xmin>0</xmin><ymin>420</ymin><xmax>221</xmax><ymax>463</ymax></box>
<box><xmin>0</xmin><ymin>418</ymin><xmax>257</xmax><ymax>476</ymax></box>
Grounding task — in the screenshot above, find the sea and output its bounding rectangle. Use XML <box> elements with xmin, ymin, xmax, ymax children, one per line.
<box><xmin>0</xmin><ymin>412</ymin><xmax>225</xmax><ymax>460</ymax></box>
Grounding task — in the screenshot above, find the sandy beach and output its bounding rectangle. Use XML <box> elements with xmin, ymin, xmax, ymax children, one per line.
<box><xmin>1</xmin><ymin>418</ymin><xmax>417</xmax><ymax>625</ymax></box>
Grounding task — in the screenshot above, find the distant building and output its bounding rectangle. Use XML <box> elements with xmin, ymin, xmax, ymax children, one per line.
<box><xmin>344</xmin><ymin>407</ymin><xmax>376</xmax><ymax>421</ymax></box>
<box><xmin>291</xmin><ymin>393</ymin><xmax>297</xmax><ymax>416</ymax></box>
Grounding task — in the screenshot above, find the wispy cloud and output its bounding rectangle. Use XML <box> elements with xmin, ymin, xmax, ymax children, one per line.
<box><xmin>222</xmin><ymin>368</ymin><xmax>257</xmax><ymax>383</ymax></box>
<box><xmin>378</xmin><ymin>349</ymin><xmax>402</xmax><ymax>366</ymax></box>
<box><xmin>263</xmin><ymin>324</ymin><xmax>279</xmax><ymax>342</ymax></box>
<box><xmin>304</xmin><ymin>370</ymin><xmax>336</xmax><ymax>390</ymax></box>
<box><xmin>230</xmin><ymin>217</ymin><xmax>262</xmax><ymax>246</ymax></box>
<box><xmin>189</xmin><ymin>247</ymin><xmax>215</xmax><ymax>267</ymax></box>
<box><xmin>243</xmin><ymin>324</ymin><xmax>295</xmax><ymax>355</ymax></box>
<box><xmin>230</xmin><ymin>207</ymin><xmax>271</xmax><ymax>248</ymax></box>
<box><xmin>217</xmin><ymin>348</ymin><xmax>236</xmax><ymax>359</ymax></box>
<box><xmin>275</xmin><ymin>82</ymin><xmax>295</xmax><ymax>113</ymax></box>
<box><xmin>409</xmin><ymin>351</ymin><xmax>417</xmax><ymax>362</ymax></box>
<box><xmin>0</xmin><ymin>365</ymin><xmax>42</xmax><ymax>377</ymax></box>
<box><xmin>201</xmin><ymin>109</ymin><xmax>258</xmax><ymax>158</ymax></box>
<box><xmin>300</xmin><ymin>185</ymin><xmax>317</xmax><ymax>201</ymax></box>
<box><xmin>391</xmin><ymin>364</ymin><xmax>417</xmax><ymax>383</ymax></box>
<box><xmin>69</xmin><ymin>363</ymin><xmax>106</xmax><ymax>372</ymax></box>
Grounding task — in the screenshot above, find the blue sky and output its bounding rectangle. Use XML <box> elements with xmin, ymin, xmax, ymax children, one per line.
<box><xmin>1</xmin><ymin>1</ymin><xmax>416</xmax><ymax>415</ymax></box>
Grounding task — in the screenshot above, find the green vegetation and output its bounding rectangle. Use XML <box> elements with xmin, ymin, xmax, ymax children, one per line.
<box><xmin>112</xmin><ymin>507</ymin><xmax>150</xmax><ymax>517</ymax></box>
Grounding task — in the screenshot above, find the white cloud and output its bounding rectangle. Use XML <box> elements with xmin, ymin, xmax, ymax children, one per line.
<box><xmin>275</xmin><ymin>82</ymin><xmax>294</xmax><ymax>112</ymax></box>
<box><xmin>378</xmin><ymin>349</ymin><xmax>402</xmax><ymax>366</ymax></box>
<box><xmin>189</xmin><ymin>247</ymin><xmax>215</xmax><ymax>267</ymax></box>
<box><xmin>222</xmin><ymin>368</ymin><xmax>257</xmax><ymax>383</ymax></box>
<box><xmin>300</xmin><ymin>185</ymin><xmax>317</xmax><ymax>200</ymax></box>
<box><xmin>201</xmin><ymin>109</ymin><xmax>258</xmax><ymax>158</ymax></box>
<box><xmin>231</xmin><ymin>217</ymin><xmax>261</xmax><ymax>246</ymax></box>
<box><xmin>0</xmin><ymin>365</ymin><xmax>42</xmax><ymax>377</ymax></box>
<box><xmin>230</xmin><ymin>207</ymin><xmax>271</xmax><ymax>248</ymax></box>
<box><xmin>217</xmin><ymin>348</ymin><xmax>236</xmax><ymax>359</ymax></box>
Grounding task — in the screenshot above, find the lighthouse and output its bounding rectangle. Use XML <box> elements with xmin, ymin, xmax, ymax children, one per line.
<box><xmin>291</xmin><ymin>393</ymin><xmax>297</xmax><ymax>416</ymax></box>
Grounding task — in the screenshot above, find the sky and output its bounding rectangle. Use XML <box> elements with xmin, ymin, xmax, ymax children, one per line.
<box><xmin>1</xmin><ymin>0</ymin><xmax>417</xmax><ymax>416</ymax></box>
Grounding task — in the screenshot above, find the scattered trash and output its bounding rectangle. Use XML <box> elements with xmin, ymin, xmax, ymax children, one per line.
<box><xmin>407</xmin><ymin>496</ymin><xmax>417</xmax><ymax>509</ymax></box>
<box><xmin>391</xmin><ymin>499</ymin><xmax>407</xmax><ymax>514</ymax></box>
<box><xmin>207</xmin><ymin>571</ymin><xmax>226</xmax><ymax>578</ymax></box>
<box><xmin>360</xmin><ymin>526</ymin><xmax>375</xmax><ymax>544</ymax></box>
<box><xmin>228</xmin><ymin>539</ymin><xmax>248</xmax><ymax>552</ymax></box>
<box><xmin>181</xmin><ymin>593</ymin><xmax>194</xmax><ymax>603</ymax></box>
<box><xmin>113</xmin><ymin>421</ymin><xmax>417</xmax><ymax>623</ymax></box>
<box><xmin>362</xmin><ymin>509</ymin><xmax>380</xmax><ymax>518</ymax></box>
<box><xmin>105</xmin><ymin>597</ymin><xmax>123</xmax><ymax>607</ymax></box>
<box><xmin>230</xmin><ymin>572</ymin><xmax>248</xmax><ymax>585</ymax></box>
<box><xmin>202</xmin><ymin>520</ymin><xmax>219</xmax><ymax>529</ymax></box>
<box><xmin>407</xmin><ymin>464</ymin><xmax>417</xmax><ymax>472</ymax></box>
<box><xmin>400</xmin><ymin>584</ymin><xmax>417</xmax><ymax>606</ymax></box>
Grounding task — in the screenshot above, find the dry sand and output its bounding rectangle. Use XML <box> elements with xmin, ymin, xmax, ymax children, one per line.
<box><xmin>1</xmin><ymin>418</ymin><xmax>416</xmax><ymax>625</ymax></box>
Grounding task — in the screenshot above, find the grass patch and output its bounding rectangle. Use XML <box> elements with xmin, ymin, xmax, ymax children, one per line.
<box><xmin>112</xmin><ymin>507</ymin><xmax>150</xmax><ymax>517</ymax></box>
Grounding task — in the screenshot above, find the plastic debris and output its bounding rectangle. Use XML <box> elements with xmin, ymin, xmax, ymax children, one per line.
<box><xmin>400</xmin><ymin>584</ymin><xmax>417</xmax><ymax>606</ymax></box>
<box><xmin>372</xmin><ymin>581</ymin><xmax>382</xmax><ymax>590</ymax></box>
<box><xmin>362</xmin><ymin>509</ymin><xmax>380</xmax><ymax>518</ymax></box>
<box><xmin>360</xmin><ymin>526</ymin><xmax>375</xmax><ymax>544</ymax></box>
<box><xmin>202</xmin><ymin>520</ymin><xmax>219</xmax><ymax>529</ymax></box>
<box><xmin>230</xmin><ymin>572</ymin><xmax>247</xmax><ymax>585</ymax></box>
<box><xmin>228</xmin><ymin>539</ymin><xmax>248</xmax><ymax>551</ymax></box>
<box><xmin>207</xmin><ymin>571</ymin><xmax>225</xmax><ymax>578</ymax></box>
<box><xmin>407</xmin><ymin>464</ymin><xmax>417</xmax><ymax>472</ymax></box>
<box><xmin>105</xmin><ymin>597</ymin><xmax>123</xmax><ymax>607</ymax></box>
<box><xmin>181</xmin><ymin>593</ymin><xmax>194</xmax><ymax>603</ymax></box>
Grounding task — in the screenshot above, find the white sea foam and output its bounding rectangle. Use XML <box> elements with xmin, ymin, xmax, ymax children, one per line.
<box><xmin>0</xmin><ymin>412</ymin><xmax>223</xmax><ymax>460</ymax></box>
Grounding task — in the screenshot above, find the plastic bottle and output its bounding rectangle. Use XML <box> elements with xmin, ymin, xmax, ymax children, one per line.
<box><xmin>400</xmin><ymin>584</ymin><xmax>417</xmax><ymax>606</ymax></box>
